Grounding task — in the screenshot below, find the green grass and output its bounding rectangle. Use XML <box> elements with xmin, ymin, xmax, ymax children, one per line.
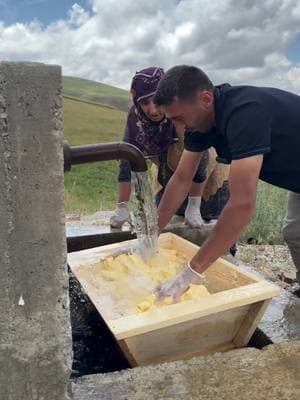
<box><xmin>63</xmin><ymin>97</ymin><xmax>127</xmax><ymax>145</ymax></box>
<box><xmin>64</xmin><ymin>162</ymin><xmax>120</xmax><ymax>213</ymax></box>
<box><xmin>63</xmin><ymin>76</ymin><xmax>289</xmax><ymax>244</ymax></box>
<box><xmin>62</xmin><ymin>76</ymin><xmax>131</xmax><ymax>112</ymax></box>
<box><xmin>242</xmin><ymin>181</ymin><xmax>288</xmax><ymax>244</ymax></box>
<box><xmin>63</xmin><ymin>94</ymin><xmax>116</xmax><ymax>110</ymax></box>
<box><xmin>63</xmin><ymin>97</ymin><xmax>127</xmax><ymax>213</ymax></box>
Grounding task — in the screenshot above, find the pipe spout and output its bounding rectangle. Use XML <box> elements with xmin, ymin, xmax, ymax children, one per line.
<box><xmin>64</xmin><ymin>141</ymin><xmax>147</xmax><ymax>172</ymax></box>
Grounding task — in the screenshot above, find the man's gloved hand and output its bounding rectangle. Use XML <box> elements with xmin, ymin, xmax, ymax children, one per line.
<box><xmin>155</xmin><ymin>263</ymin><xmax>205</xmax><ymax>303</ymax></box>
<box><xmin>184</xmin><ymin>196</ymin><xmax>204</xmax><ymax>228</ymax></box>
<box><xmin>110</xmin><ymin>202</ymin><xmax>131</xmax><ymax>228</ymax></box>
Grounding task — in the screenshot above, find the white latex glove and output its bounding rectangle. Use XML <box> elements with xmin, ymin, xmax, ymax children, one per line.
<box><xmin>184</xmin><ymin>196</ymin><xmax>204</xmax><ymax>228</ymax></box>
<box><xmin>155</xmin><ymin>263</ymin><xmax>205</xmax><ymax>303</ymax></box>
<box><xmin>110</xmin><ymin>202</ymin><xmax>131</xmax><ymax>228</ymax></box>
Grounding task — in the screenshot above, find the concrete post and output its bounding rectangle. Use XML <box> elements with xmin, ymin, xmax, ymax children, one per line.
<box><xmin>0</xmin><ymin>62</ymin><xmax>72</xmax><ymax>399</ymax></box>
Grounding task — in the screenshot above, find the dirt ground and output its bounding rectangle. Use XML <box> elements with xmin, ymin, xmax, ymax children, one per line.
<box><xmin>235</xmin><ymin>244</ymin><xmax>299</xmax><ymax>293</ymax></box>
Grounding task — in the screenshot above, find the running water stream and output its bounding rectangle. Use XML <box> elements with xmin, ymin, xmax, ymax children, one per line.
<box><xmin>130</xmin><ymin>170</ymin><xmax>159</xmax><ymax>260</ymax></box>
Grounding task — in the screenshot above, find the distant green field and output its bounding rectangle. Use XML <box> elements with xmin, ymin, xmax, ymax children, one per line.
<box><xmin>63</xmin><ymin>97</ymin><xmax>127</xmax><ymax>145</ymax></box>
<box><xmin>62</xmin><ymin>76</ymin><xmax>131</xmax><ymax>112</ymax></box>
<box><xmin>63</xmin><ymin>76</ymin><xmax>289</xmax><ymax>244</ymax></box>
<box><xmin>63</xmin><ymin>96</ymin><xmax>127</xmax><ymax>212</ymax></box>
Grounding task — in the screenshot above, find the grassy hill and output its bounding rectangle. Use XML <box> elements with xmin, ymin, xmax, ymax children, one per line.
<box><xmin>63</xmin><ymin>96</ymin><xmax>127</xmax><ymax>145</ymax></box>
<box><xmin>62</xmin><ymin>76</ymin><xmax>131</xmax><ymax>112</ymax></box>
<box><xmin>63</xmin><ymin>81</ymin><xmax>129</xmax><ymax>212</ymax></box>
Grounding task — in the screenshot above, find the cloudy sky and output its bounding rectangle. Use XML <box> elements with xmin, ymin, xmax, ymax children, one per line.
<box><xmin>1</xmin><ymin>0</ymin><xmax>300</xmax><ymax>92</ymax></box>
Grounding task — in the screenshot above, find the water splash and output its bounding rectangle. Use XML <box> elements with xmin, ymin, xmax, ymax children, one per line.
<box><xmin>130</xmin><ymin>171</ymin><xmax>158</xmax><ymax>260</ymax></box>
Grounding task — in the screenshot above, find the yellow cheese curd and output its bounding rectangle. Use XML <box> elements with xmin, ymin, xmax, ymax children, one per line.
<box><xmin>94</xmin><ymin>247</ymin><xmax>187</xmax><ymax>284</ymax></box>
<box><xmin>137</xmin><ymin>284</ymin><xmax>210</xmax><ymax>313</ymax></box>
<box><xmin>91</xmin><ymin>247</ymin><xmax>210</xmax><ymax>314</ymax></box>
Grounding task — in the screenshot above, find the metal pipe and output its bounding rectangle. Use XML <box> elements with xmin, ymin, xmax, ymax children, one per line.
<box><xmin>64</xmin><ymin>141</ymin><xmax>147</xmax><ymax>172</ymax></box>
<box><xmin>67</xmin><ymin>231</ymin><xmax>137</xmax><ymax>253</ymax></box>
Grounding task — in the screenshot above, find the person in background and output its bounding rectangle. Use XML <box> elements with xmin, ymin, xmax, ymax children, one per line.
<box><xmin>155</xmin><ymin>139</ymin><xmax>231</xmax><ymax>225</ymax></box>
<box><xmin>110</xmin><ymin>67</ymin><xmax>208</xmax><ymax>230</ymax></box>
<box><xmin>153</xmin><ymin>65</ymin><xmax>300</xmax><ymax>301</ymax></box>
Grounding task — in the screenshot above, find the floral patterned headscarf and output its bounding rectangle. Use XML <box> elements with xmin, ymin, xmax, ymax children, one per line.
<box><xmin>124</xmin><ymin>67</ymin><xmax>175</xmax><ymax>157</ymax></box>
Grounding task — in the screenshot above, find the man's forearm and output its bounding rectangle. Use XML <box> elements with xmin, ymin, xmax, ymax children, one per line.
<box><xmin>190</xmin><ymin>200</ymin><xmax>255</xmax><ymax>273</ymax></box>
<box><xmin>158</xmin><ymin>173</ymin><xmax>192</xmax><ymax>230</ymax></box>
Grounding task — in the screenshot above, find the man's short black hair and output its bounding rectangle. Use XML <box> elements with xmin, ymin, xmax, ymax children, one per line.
<box><xmin>154</xmin><ymin>65</ymin><xmax>213</xmax><ymax>106</ymax></box>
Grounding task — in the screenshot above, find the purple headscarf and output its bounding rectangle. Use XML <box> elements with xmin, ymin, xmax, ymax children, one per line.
<box><xmin>124</xmin><ymin>67</ymin><xmax>176</xmax><ymax>157</ymax></box>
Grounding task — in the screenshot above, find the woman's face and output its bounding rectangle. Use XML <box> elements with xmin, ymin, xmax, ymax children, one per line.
<box><xmin>139</xmin><ymin>95</ymin><xmax>165</xmax><ymax>122</ymax></box>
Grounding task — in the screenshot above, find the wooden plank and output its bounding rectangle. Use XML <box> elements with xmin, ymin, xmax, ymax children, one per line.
<box><xmin>67</xmin><ymin>238</ymin><xmax>138</xmax><ymax>268</ymax></box>
<box><xmin>122</xmin><ymin>305</ymin><xmax>249</xmax><ymax>366</ymax></box>
<box><xmin>154</xmin><ymin>342</ymin><xmax>236</xmax><ymax>364</ymax></box>
<box><xmin>118</xmin><ymin>340</ymin><xmax>138</xmax><ymax>367</ymax></box>
<box><xmin>109</xmin><ymin>281</ymin><xmax>279</xmax><ymax>340</ymax></box>
<box><xmin>127</xmin><ymin>342</ymin><xmax>237</xmax><ymax>366</ymax></box>
<box><xmin>233</xmin><ymin>299</ymin><xmax>272</xmax><ymax>347</ymax></box>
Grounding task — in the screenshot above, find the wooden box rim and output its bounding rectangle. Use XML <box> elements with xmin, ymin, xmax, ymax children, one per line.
<box><xmin>68</xmin><ymin>232</ymin><xmax>280</xmax><ymax>340</ymax></box>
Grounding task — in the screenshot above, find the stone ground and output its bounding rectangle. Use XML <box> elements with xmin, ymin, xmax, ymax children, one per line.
<box><xmin>71</xmin><ymin>341</ymin><xmax>300</xmax><ymax>400</ymax></box>
<box><xmin>236</xmin><ymin>244</ymin><xmax>299</xmax><ymax>293</ymax></box>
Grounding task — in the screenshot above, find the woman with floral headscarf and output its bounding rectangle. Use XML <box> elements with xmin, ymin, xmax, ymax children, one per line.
<box><xmin>110</xmin><ymin>67</ymin><xmax>209</xmax><ymax>229</ymax></box>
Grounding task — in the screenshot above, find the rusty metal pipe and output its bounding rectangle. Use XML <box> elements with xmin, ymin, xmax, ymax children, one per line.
<box><xmin>64</xmin><ymin>141</ymin><xmax>147</xmax><ymax>172</ymax></box>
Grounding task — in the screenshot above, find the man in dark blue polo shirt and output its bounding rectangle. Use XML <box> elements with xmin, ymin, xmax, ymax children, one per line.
<box><xmin>153</xmin><ymin>65</ymin><xmax>300</xmax><ymax>302</ymax></box>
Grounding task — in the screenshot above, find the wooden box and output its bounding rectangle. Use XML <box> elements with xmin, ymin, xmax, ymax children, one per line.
<box><xmin>68</xmin><ymin>232</ymin><xmax>279</xmax><ymax>367</ymax></box>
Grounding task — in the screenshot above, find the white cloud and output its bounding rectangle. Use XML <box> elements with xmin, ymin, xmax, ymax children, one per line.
<box><xmin>0</xmin><ymin>0</ymin><xmax>300</xmax><ymax>92</ymax></box>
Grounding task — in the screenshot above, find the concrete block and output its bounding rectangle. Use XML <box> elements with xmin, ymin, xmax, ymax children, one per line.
<box><xmin>259</xmin><ymin>289</ymin><xmax>300</xmax><ymax>343</ymax></box>
<box><xmin>164</xmin><ymin>216</ymin><xmax>215</xmax><ymax>246</ymax></box>
<box><xmin>0</xmin><ymin>62</ymin><xmax>72</xmax><ymax>400</ymax></box>
<box><xmin>71</xmin><ymin>341</ymin><xmax>300</xmax><ymax>400</ymax></box>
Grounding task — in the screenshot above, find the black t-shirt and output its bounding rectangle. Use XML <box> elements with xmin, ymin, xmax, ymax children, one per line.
<box><xmin>184</xmin><ymin>83</ymin><xmax>300</xmax><ymax>193</ymax></box>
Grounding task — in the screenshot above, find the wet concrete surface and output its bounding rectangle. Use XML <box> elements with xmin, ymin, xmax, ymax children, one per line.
<box><xmin>67</xmin><ymin>225</ymin><xmax>111</xmax><ymax>237</ymax></box>
<box><xmin>259</xmin><ymin>288</ymin><xmax>300</xmax><ymax>343</ymax></box>
<box><xmin>66</xmin><ymin>211</ymin><xmax>131</xmax><ymax>238</ymax></box>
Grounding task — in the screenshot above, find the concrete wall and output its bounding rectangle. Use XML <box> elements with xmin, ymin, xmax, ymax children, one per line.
<box><xmin>0</xmin><ymin>62</ymin><xmax>72</xmax><ymax>399</ymax></box>
<box><xmin>72</xmin><ymin>341</ymin><xmax>300</xmax><ymax>400</ymax></box>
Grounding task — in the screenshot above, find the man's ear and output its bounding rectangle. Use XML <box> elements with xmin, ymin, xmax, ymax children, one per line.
<box><xmin>198</xmin><ymin>90</ymin><xmax>213</xmax><ymax>111</ymax></box>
